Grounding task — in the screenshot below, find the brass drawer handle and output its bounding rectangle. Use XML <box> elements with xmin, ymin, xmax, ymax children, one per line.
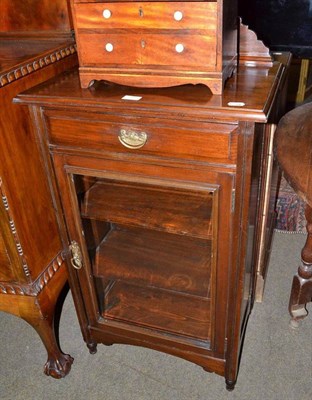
<box><xmin>118</xmin><ymin>129</ymin><xmax>148</xmax><ymax>149</ymax></box>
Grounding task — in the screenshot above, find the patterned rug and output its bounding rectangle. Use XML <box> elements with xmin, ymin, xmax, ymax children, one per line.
<box><xmin>275</xmin><ymin>175</ymin><xmax>307</xmax><ymax>234</ymax></box>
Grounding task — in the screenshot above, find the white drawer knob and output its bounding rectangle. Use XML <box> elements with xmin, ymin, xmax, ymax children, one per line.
<box><xmin>102</xmin><ymin>9</ymin><xmax>112</xmax><ymax>19</ymax></box>
<box><xmin>175</xmin><ymin>43</ymin><xmax>184</xmax><ymax>53</ymax></box>
<box><xmin>105</xmin><ymin>43</ymin><xmax>114</xmax><ymax>52</ymax></box>
<box><xmin>174</xmin><ymin>11</ymin><xmax>183</xmax><ymax>21</ymax></box>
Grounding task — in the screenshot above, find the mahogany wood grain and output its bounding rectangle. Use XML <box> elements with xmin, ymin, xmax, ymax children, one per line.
<box><xmin>94</xmin><ymin>224</ymin><xmax>212</xmax><ymax>297</ymax></box>
<box><xmin>103</xmin><ymin>280</ymin><xmax>211</xmax><ymax>340</ymax></box>
<box><xmin>45</xmin><ymin>109</ymin><xmax>239</xmax><ymax>164</ymax></box>
<box><xmin>0</xmin><ymin>0</ymin><xmax>72</xmax><ymax>33</ymax></box>
<box><xmin>18</xmin><ymin>64</ymin><xmax>284</xmax><ymax>123</ymax></box>
<box><xmin>81</xmin><ymin>179</ymin><xmax>215</xmax><ymax>238</ymax></box>
<box><xmin>74</xmin><ymin>2</ymin><xmax>218</xmax><ymax>30</ymax></box>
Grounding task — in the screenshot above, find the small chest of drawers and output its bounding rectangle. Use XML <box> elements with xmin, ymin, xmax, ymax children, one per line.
<box><xmin>70</xmin><ymin>0</ymin><xmax>238</xmax><ymax>93</ymax></box>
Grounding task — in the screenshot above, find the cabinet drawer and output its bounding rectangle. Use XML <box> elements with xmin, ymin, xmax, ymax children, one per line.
<box><xmin>74</xmin><ymin>2</ymin><xmax>217</xmax><ymax>30</ymax></box>
<box><xmin>78</xmin><ymin>32</ymin><xmax>217</xmax><ymax>68</ymax></box>
<box><xmin>45</xmin><ymin>111</ymin><xmax>238</xmax><ymax>164</ymax></box>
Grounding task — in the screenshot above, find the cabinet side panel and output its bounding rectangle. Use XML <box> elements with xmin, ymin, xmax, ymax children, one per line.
<box><xmin>0</xmin><ymin>221</ymin><xmax>14</xmax><ymax>282</ymax></box>
<box><xmin>0</xmin><ymin>54</ymin><xmax>77</xmax><ymax>281</ymax></box>
<box><xmin>0</xmin><ymin>181</ymin><xmax>24</xmax><ymax>282</ymax></box>
<box><xmin>221</xmin><ymin>0</ymin><xmax>238</xmax><ymax>69</ymax></box>
<box><xmin>0</xmin><ymin>0</ymin><xmax>72</xmax><ymax>33</ymax></box>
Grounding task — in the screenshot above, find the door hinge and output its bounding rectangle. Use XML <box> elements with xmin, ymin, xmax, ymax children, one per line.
<box><xmin>231</xmin><ymin>188</ymin><xmax>236</xmax><ymax>213</ymax></box>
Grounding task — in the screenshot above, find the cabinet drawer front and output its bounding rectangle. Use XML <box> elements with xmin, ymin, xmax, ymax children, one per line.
<box><xmin>74</xmin><ymin>2</ymin><xmax>217</xmax><ymax>30</ymax></box>
<box><xmin>78</xmin><ymin>32</ymin><xmax>217</xmax><ymax>68</ymax></box>
<box><xmin>46</xmin><ymin>112</ymin><xmax>238</xmax><ymax>164</ymax></box>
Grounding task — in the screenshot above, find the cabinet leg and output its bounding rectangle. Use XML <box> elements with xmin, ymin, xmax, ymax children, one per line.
<box><xmin>225</xmin><ymin>379</ymin><xmax>236</xmax><ymax>391</ymax></box>
<box><xmin>31</xmin><ymin>315</ymin><xmax>74</xmax><ymax>379</ymax></box>
<box><xmin>86</xmin><ymin>341</ymin><xmax>98</xmax><ymax>354</ymax></box>
<box><xmin>21</xmin><ymin>312</ymin><xmax>73</xmax><ymax>378</ymax></box>
<box><xmin>21</xmin><ymin>285</ymin><xmax>74</xmax><ymax>379</ymax></box>
<box><xmin>289</xmin><ymin>205</ymin><xmax>312</xmax><ymax>328</ymax></box>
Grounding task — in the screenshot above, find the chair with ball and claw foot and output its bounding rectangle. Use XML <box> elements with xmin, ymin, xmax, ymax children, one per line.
<box><xmin>275</xmin><ymin>102</ymin><xmax>312</xmax><ymax>328</ymax></box>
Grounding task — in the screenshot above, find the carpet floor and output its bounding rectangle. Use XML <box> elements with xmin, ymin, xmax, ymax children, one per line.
<box><xmin>0</xmin><ymin>232</ymin><xmax>311</xmax><ymax>400</ymax></box>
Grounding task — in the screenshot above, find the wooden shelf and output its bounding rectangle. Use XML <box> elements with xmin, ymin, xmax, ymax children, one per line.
<box><xmin>81</xmin><ymin>179</ymin><xmax>215</xmax><ymax>239</ymax></box>
<box><xmin>94</xmin><ymin>224</ymin><xmax>212</xmax><ymax>298</ymax></box>
<box><xmin>102</xmin><ymin>280</ymin><xmax>211</xmax><ymax>342</ymax></box>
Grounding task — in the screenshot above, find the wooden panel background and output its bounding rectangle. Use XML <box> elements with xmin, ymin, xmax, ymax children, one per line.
<box><xmin>0</xmin><ymin>0</ymin><xmax>72</xmax><ymax>32</ymax></box>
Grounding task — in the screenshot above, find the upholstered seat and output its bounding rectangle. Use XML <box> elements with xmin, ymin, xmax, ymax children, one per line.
<box><xmin>275</xmin><ymin>102</ymin><xmax>312</xmax><ymax>327</ymax></box>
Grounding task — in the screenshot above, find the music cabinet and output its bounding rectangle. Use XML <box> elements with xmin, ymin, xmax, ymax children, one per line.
<box><xmin>70</xmin><ymin>0</ymin><xmax>238</xmax><ymax>93</ymax></box>
<box><xmin>15</xmin><ymin>47</ymin><xmax>289</xmax><ymax>388</ymax></box>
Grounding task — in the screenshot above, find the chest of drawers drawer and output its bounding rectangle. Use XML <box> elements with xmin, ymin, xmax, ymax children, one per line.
<box><xmin>74</xmin><ymin>2</ymin><xmax>217</xmax><ymax>30</ymax></box>
<box><xmin>77</xmin><ymin>32</ymin><xmax>217</xmax><ymax>69</ymax></box>
<box><xmin>70</xmin><ymin>0</ymin><xmax>238</xmax><ymax>93</ymax></box>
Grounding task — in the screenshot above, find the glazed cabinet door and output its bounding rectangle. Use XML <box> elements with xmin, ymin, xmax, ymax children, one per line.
<box><xmin>52</xmin><ymin>153</ymin><xmax>235</xmax><ymax>361</ymax></box>
<box><xmin>79</xmin><ymin>175</ymin><xmax>217</xmax><ymax>342</ymax></box>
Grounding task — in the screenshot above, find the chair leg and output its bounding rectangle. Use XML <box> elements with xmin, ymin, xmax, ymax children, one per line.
<box><xmin>289</xmin><ymin>205</ymin><xmax>312</xmax><ymax>328</ymax></box>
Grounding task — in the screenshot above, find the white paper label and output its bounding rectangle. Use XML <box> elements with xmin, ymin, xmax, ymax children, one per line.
<box><xmin>122</xmin><ymin>95</ymin><xmax>142</xmax><ymax>101</ymax></box>
<box><xmin>227</xmin><ymin>102</ymin><xmax>246</xmax><ymax>107</ymax></box>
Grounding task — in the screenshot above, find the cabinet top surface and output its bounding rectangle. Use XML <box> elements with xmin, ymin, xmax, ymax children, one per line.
<box><xmin>0</xmin><ymin>38</ymin><xmax>75</xmax><ymax>77</ymax></box>
<box><xmin>15</xmin><ymin>60</ymin><xmax>285</xmax><ymax>122</ymax></box>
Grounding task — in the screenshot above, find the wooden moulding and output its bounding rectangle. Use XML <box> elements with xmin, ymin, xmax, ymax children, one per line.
<box><xmin>0</xmin><ymin>42</ymin><xmax>77</xmax><ymax>88</ymax></box>
<box><xmin>239</xmin><ymin>22</ymin><xmax>273</xmax><ymax>67</ymax></box>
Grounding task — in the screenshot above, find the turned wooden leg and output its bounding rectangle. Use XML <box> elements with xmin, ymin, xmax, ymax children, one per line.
<box><xmin>289</xmin><ymin>205</ymin><xmax>312</xmax><ymax>328</ymax></box>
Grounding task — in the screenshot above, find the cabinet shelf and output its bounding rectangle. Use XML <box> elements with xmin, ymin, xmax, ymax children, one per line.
<box><xmin>81</xmin><ymin>179</ymin><xmax>215</xmax><ymax>239</ymax></box>
<box><xmin>94</xmin><ymin>224</ymin><xmax>212</xmax><ymax>298</ymax></box>
<box><xmin>101</xmin><ymin>280</ymin><xmax>211</xmax><ymax>342</ymax></box>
